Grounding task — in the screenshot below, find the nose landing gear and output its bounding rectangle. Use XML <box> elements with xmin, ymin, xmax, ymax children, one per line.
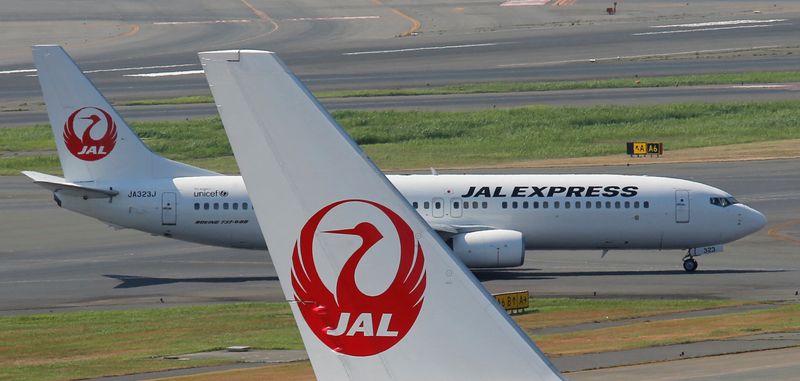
<box><xmin>682</xmin><ymin>253</ymin><xmax>698</xmax><ymax>272</ymax></box>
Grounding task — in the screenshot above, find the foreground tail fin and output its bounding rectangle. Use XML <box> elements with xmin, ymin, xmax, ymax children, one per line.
<box><xmin>32</xmin><ymin>45</ymin><xmax>216</xmax><ymax>182</ymax></box>
<box><xmin>201</xmin><ymin>50</ymin><xmax>563</xmax><ymax>381</ymax></box>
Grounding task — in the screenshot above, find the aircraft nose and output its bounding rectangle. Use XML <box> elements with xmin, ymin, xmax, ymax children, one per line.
<box><xmin>740</xmin><ymin>206</ymin><xmax>767</xmax><ymax>235</ymax></box>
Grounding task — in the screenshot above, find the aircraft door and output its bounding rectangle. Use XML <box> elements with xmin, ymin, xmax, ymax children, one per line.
<box><xmin>675</xmin><ymin>190</ymin><xmax>690</xmax><ymax>223</ymax></box>
<box><xmin>451</xmin><ymin>198</ymin><xmax>463</xmax><ymax>218</ymax></box>
<box><xmin>432</xmin><ymin>197</ymin><xmax>444</xmax><ymax>218</ymax></box>
<box><xmin>162</xmin><ymin>192</ymin><xmax>177</xmax><ymax>225</ymax></box>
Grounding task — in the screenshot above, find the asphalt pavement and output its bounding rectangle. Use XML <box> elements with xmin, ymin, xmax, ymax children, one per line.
<box><xmin>2</xmin><ymin>159</ymin><xmax>798</xmax><ymax>314</ymax></box>
<box><xmin>2</xmin><ymin>2</ymin><xmax>799</xmax><ymax>379</ymax></box>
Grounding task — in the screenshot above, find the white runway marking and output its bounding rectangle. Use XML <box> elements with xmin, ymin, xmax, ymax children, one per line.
<box><xmin>730</xmin><ymin>84</ymin><xmax>793</xmax><ymax>89</ymax></box>
<box><xmin>651</xmin><ymin>19</ymin><xmax>787</xmax><ymax>29</ymax></box>
<box><xmin>154</xmin><ymin>19</ymin><xmax>252</xmax><ymax>25</ymax></box>
<box><xmin>500</xmin><ymin>0</ymin><xmax>550</xmax><ymax>6</ymax></box>
<box><xmin>0</xmin><ymin>68</ymin><xmax>36</xmax><ymax>75</ymax></box>
<box><xmin>343</xmin><ymin>42</ymin><xmax>504</xmax><ymax>56</ymax></box>
<box><xmin>123</xmin><ymin>70</ymin><xmax>205</xmax><ymax>78</ymax></box>
<box><xmin>496</xmin><ymin>46</ymin><xmax>781</xmax><ymax>68</ymax></box>
<box><xmin>634</xmin><ymin>24</ymin><xmax>787</xmax><ymax>36</ymax></box>
<box><xmin>83</xmin><ymin>64</ymin><xmax>197</xmax><ymax>74</ymax></box>
<box><xmin>284</xmin><ymin>16</ymin><xmax>380</xmax><ymax>21</ymax></box>
<box><xmin>5</xmin><ymin>64</ymin><xmax>197</xmax><ymax>76</ymax></box>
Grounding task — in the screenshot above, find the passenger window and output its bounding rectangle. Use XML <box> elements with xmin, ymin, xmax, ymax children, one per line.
<box><xmin>463</xmin><ymin>202</ymin><xmax>469</xmax><ymax>209</ymax></box>
<box><xmin>502</xmin><ymin>201</ymin><xmax>508</xmax><ymax>209</ymax></box>
<box><xmin>543</xmin><ymin>201</ymin><xmax>549</xmax><ymax>209</ymax></box>
<box><xmin>473</xmin><ymin>201</ymin><xmax>479</xmax><ymax>209</ymax></box>
<box><xmin>233</xmin><ymin>203</ymin><xmax>238</xmax><ymax>210</ymax></box>
<box><xmin>204</xmin><ymin>203</ymin><xmax>210</xmax><ymax>210</ymax></box>
<box><xmin>194</xmin><ymin>203</ymin><xmax>200</xmax><ymax>210</ymax></box>
<box><xmin>523</xmin><ymin>201</ymin><xmax>528</xmax><ymax>209</ymax></box>
<box><xmin>643</xmin><ymin>201</ymin><xmax>650</xmax><ymax>208</ymax></box>
<box><xmin>223</xmin><ymin>203</ymin><xmax>229</xmax><ymax>210</ymax></box>
<box><xmin>565</xmin><ymin>201</ymin><xmax>570</xmax><ymax>209</ymax></box>
<box><xmin>575</xmin><ymin>201</ymin><xmax>580</xmax><ymax>209</ymax></box>
<box><xmin>605</xmin><ymin>201</ymin><xmax>611</xmax><ymax>209</ymax></box>
<box><xmin>634</xmin><ymin>201</ymin><xmax>640</xmax><ymax>208</ymax></box>
<box><xmin>615</xmin><ymin>201</ymin><xmax>621</xmax><ymax>209</ymax></box>
<box><xmin>512</xmin><ymin>201</ymin><xmax>518</xmax><ymax>209</ymax></box>
<box><xmin>596</xmin><ymin>201</ymin><xmax>602</xmax><ymax>209</ymax></box>
<box><xmin>482</xmin><ymin>202</ymin><xmax>488</xmax><ymax>209</ymax></box>
<box><xmin>214</xmin><ymin>203</ymin><xmax>219</xmax><ymax>210</ymax></box>
<box><xmin>533</xmin><ymin>201</ymin><xmax>539</xmax><ymax>209</ymax></box>
<box><xmin>624</xmin><ymin>201</ymin><xmax>630</xmax><ymax>208</ymax></box>
<box><xmin>424</xmin><ymin>201</ymin><xmax>430</xmax><ymax>209</ymax></box>
<box><xmin>554</xmin><ymin>201</ymin><xmax>560</xmax><ymax>209</ymax></box>
<box><xmin>412</xmin><ymin>201</ymin><xmax>418</xmax><ymax>209</ymax></box>
<box><xmin>586</xmin><ymin>201</ymin><xmax>591</xmax><ymax>209</ymax></box>
<box><xmin>243</xmin><ymin>203</ymin><xmax>248</xmax><ymax>210</ymax></box>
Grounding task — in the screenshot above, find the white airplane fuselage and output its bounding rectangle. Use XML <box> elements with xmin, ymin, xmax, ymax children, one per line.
<box><xmin>30</xmin><ymin>45</ymin><xmax>768</xmax><ymax>272</ymax></box>
<box><xmin>56</xmin><ymin>173</ymin><xmax>765</xmax><ymax>254</ymax></box>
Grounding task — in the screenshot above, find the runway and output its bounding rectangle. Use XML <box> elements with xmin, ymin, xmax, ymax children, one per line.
<box><xmin>4</xmin><ymin>83</ymin><xmax>800</xmax><ymax>127</ymax></box>
<box><xmin>2</xmin><ymin>0</ymin><xmax>800</xmax><ymax>110</ymax></box>
<box><xmin>2</xmin><ymin>159</ymin><xmax>798</xmax><ymax>314</ymax></box>
<box><xmin>3</xmin><ymin>0</ymin><xmax>797</xmax><ymax>313</ymax></box>
<box><xmin>2</xmin><ymin>1</ymin><xmax>799</xmax><ymax>378</ymax></box>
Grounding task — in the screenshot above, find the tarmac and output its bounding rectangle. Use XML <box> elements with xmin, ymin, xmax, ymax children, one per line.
<box><xmin>2</xmin><ymin>1</ymin><xmax>799</xmax><ymax>379</ymax></box>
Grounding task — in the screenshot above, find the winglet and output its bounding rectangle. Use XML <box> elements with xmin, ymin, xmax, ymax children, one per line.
<box><xmin>201</xmin><ymin>50</ymin><xmax>563</xmax><ymax>381</ymax></box>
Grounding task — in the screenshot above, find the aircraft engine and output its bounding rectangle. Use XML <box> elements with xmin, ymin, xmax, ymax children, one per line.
<box><xmin>451</xmin><ymin>230</ymin><xmax>525</xmax><ymax>268</ymax></box>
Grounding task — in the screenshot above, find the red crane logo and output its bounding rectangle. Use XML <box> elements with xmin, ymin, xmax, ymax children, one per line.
<box><xmin>291</xmin><ymin>199</ymin><xmax>426</xmax><ymax>356</ymax></box>
<box><xmin>63</xmin><ymin>107</ymin><xmax>117</xmax><ymax>161</ymax></box>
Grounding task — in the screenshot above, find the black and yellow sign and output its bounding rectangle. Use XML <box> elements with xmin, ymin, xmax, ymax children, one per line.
<box><xmin>493</xmin><ymin>290</ymin><xmax>529</xmax><ymax>313</ymax></box>
<box><xmin>627</xmin><ymin>142</ymin><xmax>663</xmax><ymax>156</ymax></box>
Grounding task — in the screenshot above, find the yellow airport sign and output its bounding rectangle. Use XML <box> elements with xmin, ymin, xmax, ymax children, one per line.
<box><xmin>627</xmin><ymin>142</ymin><xmax>663</xmax><ymax>156</ymax></box>
<box><xmin>493</xmin><ymin>290</ymin><xmax>529</xmax><ymax>313</ymax></box>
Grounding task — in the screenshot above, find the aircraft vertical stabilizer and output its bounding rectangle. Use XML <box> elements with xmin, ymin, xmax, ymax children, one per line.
<box><xmin>32</xmin><ymin>45</ymin><xmax>216</xmax><ymax>182</ymax></box>
<box><xmin>201</xmin><ymin>49</ymin><xmax>563</xmax><ymax>381</ymax></box>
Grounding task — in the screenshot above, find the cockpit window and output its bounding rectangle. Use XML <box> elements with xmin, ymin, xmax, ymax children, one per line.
<box><xmin>710</xmin><ymin>196</ymin><xmax>739</xmax><ymax>207</ymax></box>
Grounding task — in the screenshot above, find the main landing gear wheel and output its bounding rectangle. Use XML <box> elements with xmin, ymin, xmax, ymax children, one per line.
<box><xmin>683</xmin><ymin>257</ymin><xmax>698</xmax><ymax>272</ymax></box>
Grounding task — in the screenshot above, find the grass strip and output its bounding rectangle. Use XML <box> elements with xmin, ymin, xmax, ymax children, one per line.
<box><xmin>146</xmin><ymin>302</ymin><xmax>800</xmax><ymax>381</ymax></box>
<box><xmin>0</xmin><ymin>299</ymin><xmax>753</xmax><ymax>381</ymax></box>
<box><xmin>517</xmin><ymin>298</ymin><xmax>751</xmax><ymax>330</ymax></box>
<box><xmin>0</xmin><ymin>303</ymin><xmax>301</xmax><ymax>381</ymax></box>
<box><xmin>318</xmin><ymin>71</ymin><xmax>800</xmax><ymax>98</ymax></box>
<box><xmin>116</xmin><ymin>71</ymin><xmax>800</xmax><ymax>106</ymax></box>
<box><xmin>535</xmin><ymin>303</ymin><xmax>800</xmax><ymax>356</ymax></box>
<box><xmin>3</xmin><ymin>101</ymin><xmax>800</xmax><ymax>175</ymax></box>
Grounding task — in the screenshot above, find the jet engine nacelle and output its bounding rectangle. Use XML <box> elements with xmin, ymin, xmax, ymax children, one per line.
<box><xmin>451</xmin><ymin>230</ymin><xmax>525</xmax><ymax>268</ymax></box>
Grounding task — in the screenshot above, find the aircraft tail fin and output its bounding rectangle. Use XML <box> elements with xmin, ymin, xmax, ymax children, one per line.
<box><xmin>201</xmin><ymin>49</ymin><xmax>563</xmax><ymax>381</ymax></box>
<box><xmin>32</xmin><ymin>45</ymin><xmax>216</xmax><ymax>182</ymax></box>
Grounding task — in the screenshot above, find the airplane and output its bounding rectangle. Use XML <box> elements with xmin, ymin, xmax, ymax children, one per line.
<box><xmin>199</xmin><ymin>48</ymin><xmax>564</xmax><ymax>380</ymax></box>
<box><xmin>26</xmin><ymin>45</ymin><xmax>766</xmax><ymax>273</ymax></box>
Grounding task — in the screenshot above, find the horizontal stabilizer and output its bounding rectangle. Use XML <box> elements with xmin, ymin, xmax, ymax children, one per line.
<box><xmin>22</xmin><ymin>171</ymin><xmax>117</xmax><ymax>199</ymax></box>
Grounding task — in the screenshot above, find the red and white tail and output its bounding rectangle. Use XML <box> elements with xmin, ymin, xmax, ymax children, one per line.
<box><xmin>200</xmin><ymin>50</ymin><xmax>564</xmax><ymax>381</ymax></box>
<box><xmin>32</xmin><ymin>45</ymin><xmax>215</xmax><ymax>182</ymax></box>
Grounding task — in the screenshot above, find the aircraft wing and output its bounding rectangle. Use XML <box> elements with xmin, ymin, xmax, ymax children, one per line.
<box><xmin>430</xmin><ymin>223</ymin><xmax>497</xmax><ymax>237</ymax></box>
<box><xmin>22</xmin><ymin>171</ymin><xmax>118</xmax><ymax>199</ymax></box>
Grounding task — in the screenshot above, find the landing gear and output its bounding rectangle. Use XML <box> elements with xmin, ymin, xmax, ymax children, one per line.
<box><xmin>682</xmin><ymin>253</ymin><xmax>698</xmax><ymax>273</ymax></box>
